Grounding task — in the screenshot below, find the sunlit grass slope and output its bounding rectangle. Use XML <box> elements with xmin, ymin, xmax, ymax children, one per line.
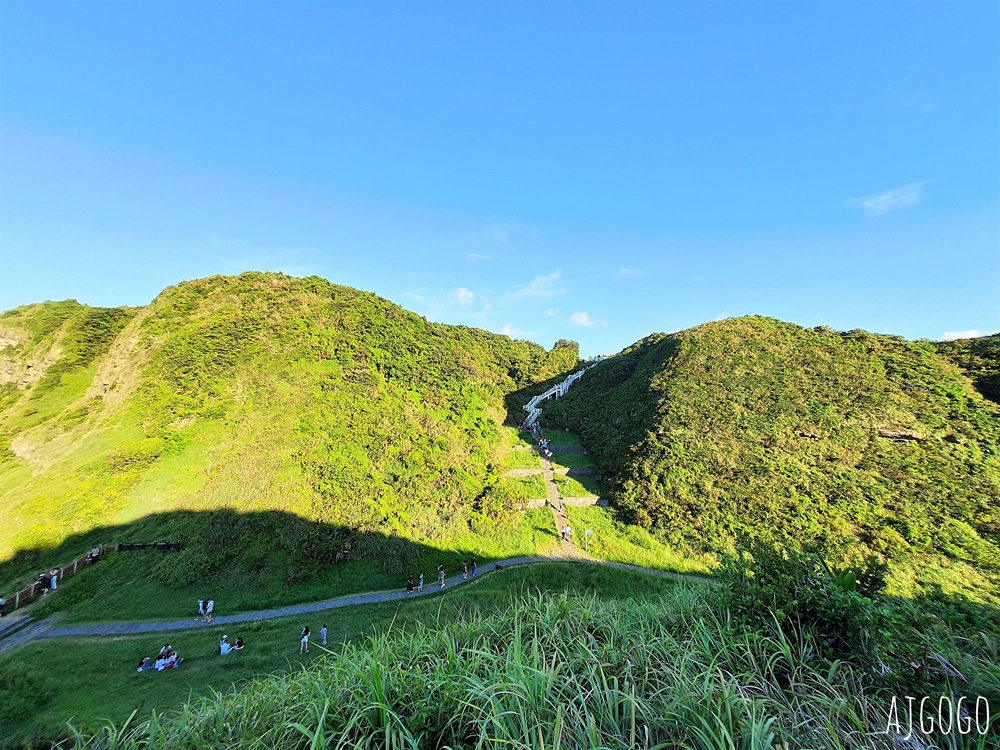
<box><xmin>0</xmin><ymin>273</ymin><xmax>578</xmax><ymax>604</ymax></box>
<box><xmin>543</xmin><ymin>316</ymin><xmax>1000</xmax><ymax>601</ymax></box>
<box><xmin>60</xmin><ymin>579</ymin><xmax>1000</xmax><ymax>750</ymax></box>
<box><xmin>0</xmin><ymin>563</ymin><xmax>680</xmax><ymax>748</ymax></box>
<box><xmin>937</xmin><ymin>332</ymin><xmax>1000</xmax><ymax>405</ymax></box>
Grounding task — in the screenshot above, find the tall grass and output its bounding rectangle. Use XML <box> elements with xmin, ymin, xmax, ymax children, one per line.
<box><xmin>66</xmin><ymin>587</ymin><xmax>980</xmax><ymax>750</ymax></box>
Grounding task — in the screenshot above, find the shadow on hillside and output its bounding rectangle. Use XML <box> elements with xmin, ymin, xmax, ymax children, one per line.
<box><xmin>503</xmin><ymin>365</ymin><xmax>588</xmax><ymax>427</ymax></box>
<box><xmin>0</xmin><ymin>509</ymin><xmax>542</xmax><ymax>622</ymax></box>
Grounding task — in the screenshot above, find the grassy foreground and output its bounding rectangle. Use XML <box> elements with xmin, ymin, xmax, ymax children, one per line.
<box><xmin>0</xmin><ymin>563</ymin><xmax>680</xmax><ymax>747</ymax></box>
<box><xmin>54</xmin><ymin>569</ymin><xmax>1000</xmax><ymax>750</ymax></box>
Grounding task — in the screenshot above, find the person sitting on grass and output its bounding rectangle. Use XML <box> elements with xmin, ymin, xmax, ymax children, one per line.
<box><xmin>153</xmin><ymin>648</ymin><xmax>183</xmax><ymax>671</ymax></box>
<box><xmin>233</xmin><ymin>636</ymin><xmax>244</xmax><ymax>651</ymax></box>
<box><xmin>136</xmin><ymin>656</ymin><xmax>151</xmax><ymax>673</ymax></box>
<box><xmin>220</xmin><ymin>635</ymin><xmax>232</xmax><ymax>656</ymax></box>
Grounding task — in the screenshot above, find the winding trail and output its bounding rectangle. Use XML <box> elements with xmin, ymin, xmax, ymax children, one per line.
<box><xmin>0</xmin><ymin>363</ymin><xmax>707</xmax><ymax>655</ymax></box>
<box><xmin>0</xmin><ymin>557</ymin><xmax>713</xmax><ymax>654</ymax></box>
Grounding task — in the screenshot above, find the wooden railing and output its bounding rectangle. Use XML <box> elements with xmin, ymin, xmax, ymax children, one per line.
<box><xmin>0</xmin><ymin>545</ymin><xmax>116</xmax><ymax>617</ymax></box>
<box><xmin>1</xmin><ymin>540</ymin><xmax>185</xmax><ymax>617</ymax></box>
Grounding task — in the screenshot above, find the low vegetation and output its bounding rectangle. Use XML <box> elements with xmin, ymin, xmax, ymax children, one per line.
<box><xmin>549</xmin><ymin>450</ymin><xmax>596</xmax><ymax>470</ymax></box>
<box><xmin>936</xmin><ymin>332</ymin><xmax>1000</xmax><ymax>405</ymax></box>
<box><xmin>563</xmin><ymin>506</ymin><xmax>712</xmax><ymax>575</ymax></box>
<box><xmin>0</xmin><ymin>563</ymin><xmax>681</xmax><ymax>747</ymax></box>
<box><xmin>552</xmin><ymin>473</ymin><xmax>603</xmax><ymax>498</ymax></box>
<box><xmin>55</xmin><ymin>553</ymin><xmax>1000</xmax><ymax>750</ymax></box>
<box><xmin>4</xmin><ymin>285</ymin><xmax>999</xmax><ymax>749</ymax></box>
<box><xmin>543</xmin><ymin>316</ymin><xmax>1000</xmax><ymax>603</ymax></box>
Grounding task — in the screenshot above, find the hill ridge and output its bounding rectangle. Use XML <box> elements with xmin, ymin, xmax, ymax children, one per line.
<box><xmin>542</xmin><ymin>314</ymin><xmax>1000</xmax><ymax>601</ymax></box>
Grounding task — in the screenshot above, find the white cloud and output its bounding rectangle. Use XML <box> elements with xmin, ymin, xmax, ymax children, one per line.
<box><xmin>940</xmin><ymin>329</ymin><xmax>987</xmax><ymax>341</ymax></box>
<box><xmin>617</xmin><ymin>267</ymin><xmax>642</xmax><ymax>278</ymax></box>
<box><xmin>545</xmin><ymin>308</ymin><xmax>558</xmax><ymax>317</ymax></box>
<box><xmin>849</xmin><ymin>181</ymin><xmax>930</xmax><ymax>216</ymax></box>
<box><xmin>453</xmin><ymin>287</ymin><xmax>475</xmax><ymax>306</ymax></box>
<box><xmin>501</xmin><ymin>323</ymin><xmax>521</xmax><ymax>337</ymax></box>
<box><xmin>466</xmin><ymin>253</ymin><xmax>493</xmax><ymax>261</ymax></box>
<box><xmin>503</xmin><ymin>270</ymin><xmax>565</xmax><ymax>301</ymax></box>
<box><xmin>690</xmin><ymin>276</ymin><xmax>706</xmax><ymax>283</ymax></box>
<box><xmin>568</xmin><ymin>311</ymin><xmax>608</xmax><ymax>328</ymax></box>
<box><xmin>407</xmin><ymin>286</ymin><xmax>479</xmax><ymax>317</ymax></box>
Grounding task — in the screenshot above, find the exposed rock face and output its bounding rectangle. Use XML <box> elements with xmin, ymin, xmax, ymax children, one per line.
<box><xmin>0</xmin><ymin>333</ymin><xmax>63</xmax><ymax>388</ymax></box>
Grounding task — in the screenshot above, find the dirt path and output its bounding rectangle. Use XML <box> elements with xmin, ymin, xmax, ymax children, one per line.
<box><xmin>542</xmin><ymin>460</ymin><xmax>582</xmax><ymax>557</ymax></box>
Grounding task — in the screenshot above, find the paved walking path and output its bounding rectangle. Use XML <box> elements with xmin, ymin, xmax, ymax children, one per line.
<box><xmin>0</xmin><ymin>557</ymin><xmax>712</xmax><ymax>655</ymax></box>
<box><xmin>543</xmin><ymin>464</ymin><xmax>580</xmax><ymax>556</ymax></box>
<box><xmin>0</xmin><ymin>616</ymin><xmax>64</xmax><ymax>655</ymax></box>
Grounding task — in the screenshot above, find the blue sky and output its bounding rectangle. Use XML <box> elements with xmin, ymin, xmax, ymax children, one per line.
<box><xmin>1</xmin><ymin>2</ymin><xmax>997</xmax><ymax>356</ymax></box>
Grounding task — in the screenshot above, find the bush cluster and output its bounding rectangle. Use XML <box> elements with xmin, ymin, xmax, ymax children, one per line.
<box><xmin>544</xmin><ymin>316</ymin><xmax>1000</xmax><ymax>585</ymax></box>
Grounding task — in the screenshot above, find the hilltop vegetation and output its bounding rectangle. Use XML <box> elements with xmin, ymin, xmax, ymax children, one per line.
<box><xmin>0</xmin><ymin>273</ymin><xmax>577</xmax><ymax>608</ymax></box>
<box><xmin>937</xmin><ymin>332</ymin><xmax>1000</xmax><ymax>405</ymax></box>
<box><xmin>544</xmin><ymin>316</ymin><xmax>1000</xmax><ymax>600</ymax></box>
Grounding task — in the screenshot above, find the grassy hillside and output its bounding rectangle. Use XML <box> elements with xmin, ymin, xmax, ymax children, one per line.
<box><xmin>937</xmin><ymin>332</ymin><xmax>1000</xmax><ymax>405</ymax></box>
<box><xmin>54</xmin><ymin>564</ymin><xmax>1000</xmax><ymax>750</ymax></box>
<box><xmin>543</xmin><ymin>316</ymin><xmax>1000</xmax><ymax>600</ymax></box>
<box><xmin>0</xmin><ymin>273</ymin><xmax>578</xmax><ymax>613</ymax></box>
<box><xmin>0</xmin><ymin>563</ymin><xmax>681</xmax><ymax>747</ymax></box>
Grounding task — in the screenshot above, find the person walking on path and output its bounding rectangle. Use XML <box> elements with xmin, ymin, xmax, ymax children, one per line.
<box><xmin>471</xmin><ymin>558</ymin><xmax>477</xmax><ymax>576</ymax></box>
<box><xmin>0</xmin><ymin>593</ymin><xmax>5</xmax><ymax>616</ymax></box>
<box><xmin>300</xmin><ymin>626</ymin><xmax>310</xmax><ymax>654</ymax></box>
<box><xmin>320</xmin><ymin>624</ymin><xmax>328</xmax><ymax>646</ymax></box>
<box><xmin>418</xmin><ymin>572</ymin><xmax>424</xmax><ymax>592</ymax></box>
<box><xmin>196</xmin><ymin>599</ymin><xmax>205</xmax><ymax>620</ymax></box>
<box><xmin>205</xmin><ymin>599</ymin><xmax>214</xmax><ymax>623</ymax></box>
<box><xmin>437</xmin><ymin>565</ymin><xmax>445</xmax><ymax>588</ymax></box>
<box><xmin>462</xmin><ymin>561</ymin><xmax>468</xmax><ymax>580</ymax></box>
<box><xmin>50</xmin><ymin>569</ymin><xmax>59</xmax><ymax>591</ymax></box>
<box><xmin>406</xmin><ymin>574</ymin><xmax>414</xmax><ymax>593</ymax></box>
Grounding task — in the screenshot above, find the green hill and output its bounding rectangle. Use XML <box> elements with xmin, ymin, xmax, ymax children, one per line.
<box><xmin>4</xmin><ymin>301</ymin><xmax>1000</xmax><ymax>749</ymax></box>
<box><xmin>543</xmin><ymin>316</ymin><xmax>1000</xmax><ymax>600</ymax></box>
<box><xmin>0</xmin><ymin>273</ymin><xmax>577</xmax><ymax>610</ymax></box>
<box><xmin>936</xmin><ymin>332</ymin><xmax>1000</xmax><ymax>405</ymax></box>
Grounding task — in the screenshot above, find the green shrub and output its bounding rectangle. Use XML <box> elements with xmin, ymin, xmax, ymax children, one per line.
<box><xmin>544</xmin><ymin>316</ymin><xmax>1000</xmax><ymax>598</ymax></box>
<box><xmin>717</xmin><ymin>537</ymin><xmax>882</xmax><ymax>662</ymax></box>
